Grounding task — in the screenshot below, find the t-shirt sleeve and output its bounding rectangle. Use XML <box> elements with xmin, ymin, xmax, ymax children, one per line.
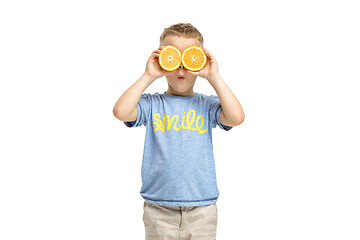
<box><xmin>209</xmin><ymin>95</ymin><xmax>233</xmax><ymax>131</ymax></box>
<box><xmin>124</xmin><ymin>93</ymin><xmax>151</xmax><ymax>128</ymax></box>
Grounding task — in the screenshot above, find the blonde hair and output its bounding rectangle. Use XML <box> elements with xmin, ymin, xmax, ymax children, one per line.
<box><xmin>159</xmin><ymin>23</ymin><xmax>204</xmax><ymax>46</ymax></box>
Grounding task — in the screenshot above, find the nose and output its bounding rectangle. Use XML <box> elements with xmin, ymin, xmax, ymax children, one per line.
<box><xmin>178</xmin><ymin>64</ymin><xmax>185</xmax><ymax>73</ymax></box>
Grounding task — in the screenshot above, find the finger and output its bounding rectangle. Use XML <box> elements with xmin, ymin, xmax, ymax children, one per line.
<box><xmin>202</xmin><ymin>48</ymin><xmax>215</xmax><ymax>60</ymax></box>
<box><xmin>151</xmin><ymin>52</ymin><xmax>159</xmax><ymax>58</ymax></box>
<box><xmin>148</xmin><ymin>53</ymin><xmax>159</xmax><ymax>63</ymax></box>
<box><xmin>202</xmin><ymin>48</ymin><xmax>210</xmax><ymax>55</ymax></box>
<box><xmin>150</xmin><ymin>49</ymin><xmax>162</xmax><ymax>60</ymax></box>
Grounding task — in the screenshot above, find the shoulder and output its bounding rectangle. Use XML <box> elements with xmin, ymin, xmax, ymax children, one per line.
<box><xmin>140</xmin><ymin>92</ymin><xmax>163</xmax><ymax>101</ymax></box>
<box><xmin>195</xmin><ymin>93</ymin><xmax>220</xmax><ymax>104</ymax></box>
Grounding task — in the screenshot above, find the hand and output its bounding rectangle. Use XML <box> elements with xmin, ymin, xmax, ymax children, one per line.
<box><xmin>144</xmin><ymin>46</ymin><xmax>168</xmax><ymax>80</ymax></box>
<box><xmin>188</xmin><ymin>48</ymin><xmax>221</xmax><ymax>82</ymax></box>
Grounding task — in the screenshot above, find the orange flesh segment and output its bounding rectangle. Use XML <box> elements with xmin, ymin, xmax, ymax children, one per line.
<box><xmin>182</xmin><ymin>46</ymin><xmax>207</xmax><ymax>71</ymax></box>
<box><xmin>158</xmin><ymin>46</ymin><xmax>181</xmax><ymax>71</ymax></box>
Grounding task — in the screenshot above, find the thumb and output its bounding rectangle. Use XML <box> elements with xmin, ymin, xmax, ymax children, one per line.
<box><xmin>187</xmin><ymin>70</ymin><xmax>201</xmax><ymax>77</ymax></box>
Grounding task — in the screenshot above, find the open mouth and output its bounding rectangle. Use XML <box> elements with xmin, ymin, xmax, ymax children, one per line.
<box><xmin>178</xmin><ymin>75</ymin><xmax>185</xmax><ymax>81</ymax></box>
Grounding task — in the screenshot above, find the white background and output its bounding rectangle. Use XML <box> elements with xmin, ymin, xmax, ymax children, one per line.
<box><xmin>1</xmin><ymin>0</ymin><xmax>359</xmax><ymax>239</ymax></box>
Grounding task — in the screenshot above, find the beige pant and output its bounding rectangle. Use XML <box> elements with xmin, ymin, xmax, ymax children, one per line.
<box><xmin>143</xmin><ymin>201</ymin><xmax>218</xmax><ymax>240</ymax></box>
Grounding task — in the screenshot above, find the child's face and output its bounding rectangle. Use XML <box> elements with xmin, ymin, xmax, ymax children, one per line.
<box><xmin>161</xmin><ymin>35</ymin><xmax>202</xmax><ymax>96</ymax></box>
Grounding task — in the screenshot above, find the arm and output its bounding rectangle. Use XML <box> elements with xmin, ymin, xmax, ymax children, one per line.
<box><xmin>208</xmin><ymin>74</ymin><xmax>245</xmax><ymax>126</ymax></box>
<box><xmin>113</xmin><ymin>73</ymin><xmax>155</xmax><ymax>121</ymax></box>
<box><xmin>113</xmin><ymin>47</ymin><xmax>166</xmax><ymax>122</ymax></box>
<box><xmin>189</xmin><ymin>48</ymin><xmax>245</xmax><ymax>126</ymax></box>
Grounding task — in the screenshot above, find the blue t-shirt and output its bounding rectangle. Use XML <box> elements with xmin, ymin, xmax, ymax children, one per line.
<box><xmin>124</xmin><ymin>92</ymin><xmax>232</xmax><ymax>206</ymax></box>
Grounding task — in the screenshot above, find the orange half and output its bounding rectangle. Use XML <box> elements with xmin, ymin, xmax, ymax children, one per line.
<box><xmin>158</xmin><ymin>45</ymin><xmax>181</xmax><ymax>71</ymax></box>
<box><xmin>181</xmin><ymin>46</ymin><xmax>207</xmax><ymax>71</ymax></box>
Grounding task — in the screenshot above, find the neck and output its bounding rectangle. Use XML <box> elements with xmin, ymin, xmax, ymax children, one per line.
<box><xmin>166</xmin><ymin>87</ymin><xmax>195</xmax><ymax>97</ymax></box>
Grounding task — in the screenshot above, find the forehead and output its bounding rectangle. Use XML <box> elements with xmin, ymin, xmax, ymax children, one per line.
<box><xmin>162</xmin><ymin>35</ymin><xmax>202</xmax><ymax>52</ymax></box>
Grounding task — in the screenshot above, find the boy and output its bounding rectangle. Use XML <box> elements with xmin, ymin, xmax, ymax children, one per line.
<box><xmin>113</xmin><ymin>23</ymin><xmax>244</xmax><ymax>240</ymax></box>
